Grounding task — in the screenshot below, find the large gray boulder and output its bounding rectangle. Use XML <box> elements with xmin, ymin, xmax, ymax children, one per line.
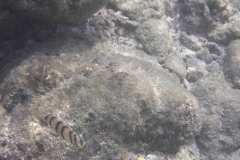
<box><xmin>5</xmin><ymin>0</ymin><xmax>109</xmax><ymax>22</ymax></box>
<box><xmin>0</xmin><ymin>36</ymin><xmax>201</xmax><ymax>159</ymax></box>
<box><xmin>190</xmin><ymin>74</ymin><xmax>240</xmax><ymax>159</ymax></box>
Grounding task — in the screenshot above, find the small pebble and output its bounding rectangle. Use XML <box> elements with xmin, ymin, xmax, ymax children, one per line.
<box><xmin>1</xmin><ymin>140</ymin><xmax>7</xmax><ymax>147</ymax></box>
<box><xmin>146</xmin><ymin>154</ymin><xmax>158</xmax><ymax>160</ymax></box>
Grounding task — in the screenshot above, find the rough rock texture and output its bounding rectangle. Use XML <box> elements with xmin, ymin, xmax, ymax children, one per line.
<box><xmin>1</xmin><ymin>0</ymin><xmax>240</xmax><ymax>159</ymax></box>
<box><xmin>208</xmin><ymin>14</ymin><xmax>240</xmax><ymax>45</ymax></box>
<box><xmin>180</xmin><ymin>0</ymin><xmax>233</xmax><ymax>34</ymax></box>
<box><xmin>190</xmin><ymin>74</ymin><xmax>240</xmax><ymax>160</ymax></box>
<box><xmin>0</xmin><ymin>36</ymin><xmax>201</xmax><ymax>159</ymax></box>
<box><xmin>5</xmin><ymin>0</ymin><xmax>110</xmax><ymax>23</ymax></box>
<box><xmin>206</xmin><ymin>42</ymin><xmax>223</xmax><ymax>56</ymax></box>
<box><xmin>179</xmin><ymin>0</ymin><xmax>240</xmax><ymax>45</ymax></box>
<box><xmin>186</xmin><ymin>56</ymin><xmax>209</xmax><ymax>82</ymax></box>
<box><xmin>0</xmin><ymin>2</ymin><xmax>28</xmax><ymax>59</ymax></box>
<box><xmin>109</xmin><ymin>0</ymin><xmax>165</xmax><ymax>22</ymax></box>
<box><xmin>223</xmin><ymin>39</ymin><xmax>240</xmax><ymax>89</ymax></box>
<box><xmin>135</xmin><ymin>19</ymin><xmax>173</xmax><ymax>63</ymax></box>
<box><xmin>180</xmin><ymin>31</ymin><xmax>202</xmax><ymax>52</ymax></box>
<box><xmin>196</xmin><ymin>47</ymin><xmax>214</xmax><ymax>64</ymax></box>
<box><xmin>229</xmin><ymin>0</ymin><xmax>240</xmax><ymax>11</ymax></box>
<box><xmin>0</xmin><ymin>0</ymin><xmax>110</xmax><ymax>67</ymax></box>
<box><xmin>164</xmin><ymin>53</ymin><xmax>187</xmax><ymax>82</ymax></box>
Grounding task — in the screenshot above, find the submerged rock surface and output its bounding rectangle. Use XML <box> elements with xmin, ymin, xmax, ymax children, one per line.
<box><xmin>0</xmin><ymin>36</ymin><xmax>201</xmax><ymax>159</ymax></box>
<box><xmin>109</xmin><ymin>0</ymin><xmax>165</xmax><ymax>22</ymax></box>
<box><xmin>135</xmin><ymin>19</ymin><xmax>173</xmax><ymax>64</ymax></box>
<box><xmin>190</xmin><ymin>74</ymin><xmax>240</xmax><ymax>159</ymax></box>
<box><xmin>5</xmin><ymin>0</ymin><xmax>109</xmax><ymax>23</ymax></box>
<box><xmin>0</xmin><ymin>0</ymin><xmax>240</xmax><ymax>159</ymax></box>
<box><xmin>223</xmin><ymin>39</ymin><xmax>240</xmax><ymax>89</ymax></box>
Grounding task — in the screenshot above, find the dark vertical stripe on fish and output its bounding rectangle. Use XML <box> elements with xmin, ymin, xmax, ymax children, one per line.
<box><xmin>49</xmin><ymin>116</ymin><xmax>57</xmax><ymax>128</ymax></box>
<box><xmin>80</xmin><ymin>136</ymin><xmax>83</xmax><ymax>146</ymax></box>
<box><xmin>44</xmin><ymin>113</ymin><xmax>87</xmax><ymax>148</ymax></box>
<box><xmin>74</xmin><ymin>134</ymin><xmax>78</xmax><ymax>147</ymax></box>
<box><xmin>45</xmin><ymin>114</ymin><xmax>50</xmax><ymax>121</ymax></box>
<box><xmin>69</xmin><ymin>131</ymin><xmax>73</xmax><ymax>145</ymax></box>
<box><xmin>61</xmin><ymin>126</ymin><xmax>67</xmax><ymax>140</ymax></box>
<box><xmin>55</xmin><ymin>121</ymin><xmax>63</xmax><ymax>133</ymax></box>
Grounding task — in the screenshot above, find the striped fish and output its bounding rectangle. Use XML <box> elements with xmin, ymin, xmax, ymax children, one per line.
<box><xmin>44</xmin><ymin>113</ymin><xmax>86</xmax><ymax>148</ymax></box>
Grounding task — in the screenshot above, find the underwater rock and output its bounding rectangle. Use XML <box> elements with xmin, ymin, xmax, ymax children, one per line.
<box><xmin>146</xmin><ymin>154</ymin><xmax>159</xmax><ymax>160</ymax></box>
<box><xmin>208</xmin><ymin>14</ymin><xmax>240</xmax><ymax>45</ymax></box>
<box><xmin>223</xmin><ymin>39</ymin><xmax>240</xmax><ymax>89</ymax></box>
<box><xmin>190</xmin><ymin>74</ymin><xmax>240</xmax><ymax>159</ymax></box>
<box><xmin>226</xmin><ymin>148</ymin><xmax>240</xmax><ymax>159</ymax></box>
<box><xmin>109</xmin><ymin>0</ymin><xmax>165</xmax><ymax>22</ymax></box>
<box><xmin>232</xmin><ymin>0</ymin><xmax>240</xmax><ymax>11</ymax></box>
<box><xmin>5</xmin><ymin>0</ymin><xmax>109</xmax><ymax>23</ymax></box>
<box><xmin>180</xmin><ymin>31</ymin><xmax>201</xmax><ymax>52</ymax></box>
<box><xmin>186</xmin><ymin>67</ymin><xmax>204</xmax><ymax>83</ymax></box>
<box><xmin>180</xmin><ymin>0</ymin><xmax>233</xmax><ymax>34</ymax></box>
<box><xmin>164</xmin><ymin>52</ymin><xmax>187</xmax><ymax>82</ymax></box>
<box><xmin>186</xmin><ymin>57</ymin><xmax>209</xmax><ymax>80</ymax></box>
<box><xmin>0</xmin><ymin>36</ymin><xmax>201</xmax><ymax>159</ymax></box>
<box><xmin>196</xmin><ymin>47</ymin><xmax>213</xmax><ymax>64</ymax></box>
<box><xmin>1</xmin><ymin>0</ymin><xmax>239</xmax><ymax>159</ymax></box>
<box><xmin>206</xmin><ymin>42</ymin><xmax>223</xmax><ymax>56</ymax></box>
<box><xmin>135</xmin><ymin>19</ymin><xmax>173</xmax><ymax>63</ymax></box>
<box><xmin>0</xmin><ymin>6</ymin><xmax>25</xmax><ymax>59</ymax></box>
<box><xmin>2</xmin><ymin>88</ymin><xmax>29</xmax><ymax>112</ymax></box>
